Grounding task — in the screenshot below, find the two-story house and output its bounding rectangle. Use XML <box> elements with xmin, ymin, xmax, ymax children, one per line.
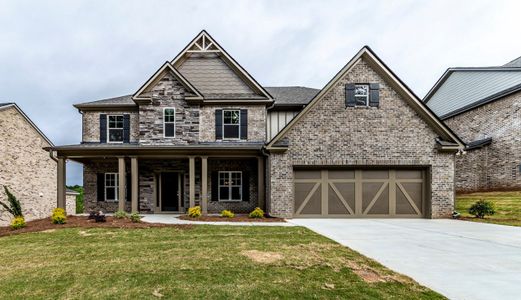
<box><xmin>48</xmin><ymin>31</ymin><xmax>463</xmax><ymax>218</ymax></box>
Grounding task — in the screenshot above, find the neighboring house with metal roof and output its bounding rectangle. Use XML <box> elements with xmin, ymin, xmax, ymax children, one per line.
<box><xmin>424</xmin><ymin>59</ymin><xmax>521</xmax><ymax>192</ymax></box>
<box><xmin>0</xmin><ymin>103</ymin><xmax>75</xmax><ymax>225</ymax></box>
<box><xmin>48</xmin><ymin>30</ymin><xmax>463</xmax><ymax>219</ymax></box>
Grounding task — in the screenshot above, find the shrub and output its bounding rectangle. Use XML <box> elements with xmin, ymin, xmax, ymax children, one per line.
<box><xmin>51</xmin><ymin>208</ymin><xmax>67</xmax><ymax>224</ymax></box>
<box><xmin>130</xmin><ymin>213</ymin><xmax>141</xmax><ymax>223</ymax></box>
<box><xmin>0</xmin><ymin>186</ymin><xmax>23</xmax><ymax>218</ymax></box>
<box><xmin>114</xmin><ymin>210</ymin><xmax>128</xmax><ymax>219</ymax></box>
<box><xmin>10</xmin><ymin>216</ymin><xmax>25</xmax><ymax>229</ymax></box>
<box><xmin>188</xmin><ymin>206</ymin><xmax>201</xmax><ymax>218</ymax></box>
<box><xmin>249</xmin><ymin>207</ymin><xmax>264</xmax><ymax>219</ymax></box>
<box><xmin>468</xmin><ymin>199</ymin><xmax>496</xmax><ymax>219</ymax></box>
<box><xmin>220</xmin><ymin>210</ymin><xmax>235</xmax><ymax>218</ymax></box>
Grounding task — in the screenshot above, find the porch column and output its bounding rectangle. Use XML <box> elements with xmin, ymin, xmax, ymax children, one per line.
<box><xmin>131</xmin><ymin>157</ymin><xmax>139</xmax><ymax>213</ymax></box>
<box><xmin>257</xmin><ymin>157</ymin><xmax>265</xmax><ymax>210</ymax></box>
<box><xmin>201</xmin><ymin>156</ymin><xmax>208</xmax><ymax>214</ymax></box>
<box><xmin>118</xmin><ymin>157</ymin><xmax>126</xmax><ymax>211</ymax></box>
<box><xmin>57</xmin><ymin>157</ymin><xmax>66</xmax><ymax>209</ymax></box>
<box><xmin>189</xmin><ymin>156</ymin><xmax>195</xmax><ymax>208</ymax></box>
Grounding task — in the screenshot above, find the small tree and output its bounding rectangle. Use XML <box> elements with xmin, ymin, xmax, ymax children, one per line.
<box><xmin>0</xmin><ymin>186</ymin><xmax>23</xmax><ymax>218</ymax></box>
<box><xmin>468</xmin><ymin>199</ymin><xmax>495</xmax><ymax>219</ymax></box>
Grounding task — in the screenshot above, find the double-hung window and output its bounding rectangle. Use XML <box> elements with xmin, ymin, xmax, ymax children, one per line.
<box><xmin>218</xmin><ymin>171</ymin><xmax>242</xmax><ymax>201</ymax></box>
<box><xmin>354</xmin><ymin>84</ymin><xmax>369</xmax><ymax>106</ymax></box>
<box><xmin>105</xmin><ymin>173</ymin><xmax>119</xmax><ymax>202</ymax></box>
<box><xmin>223</xmin><ymin>110</ymin><xmax>240</xmax><ymax>139</ymax></box>
<box><xmin>163</xmin><ymin>108</ymin><xmax>175</xmax><ymax>138</ymax></box>
<box><xmin>107</xmin><ymin>115</ymin><xmax>124</xmax><ymax>143</ymax></box>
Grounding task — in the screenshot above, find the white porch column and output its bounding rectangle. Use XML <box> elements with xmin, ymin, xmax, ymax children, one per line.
<box><xmin>201</xmin><ymin>156</ymin><xmax>208</xmax><ymax>214</ymax></box>
<box><xmin>257</xmin><ymin>157</ymin><xmax>265</xmax><ymax>210</ymax></box>
<box><xmin>118</xmin><ymin>157</ymin><xmax>126</xmax><ymax>211</ymax></box>
<box><xmin>189</xmin><ymin>156</ymin><xmax>195</xmax><ymax>208</ymax></box>
<box><xmin>57</xmin><ymin>157</ymin><xmax>66</xmax><ymax>209</ymax></box>
<box><xmin>131</xmin><ymin>157</ymin><xmax>139</xmax><ymax>213</ymax></box>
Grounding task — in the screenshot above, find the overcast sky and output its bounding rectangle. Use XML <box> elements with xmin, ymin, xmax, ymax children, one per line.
<box><xmin>1</xmin><ymin>0</ymin><xmax>520</xmax><ymax>185</ymax></box>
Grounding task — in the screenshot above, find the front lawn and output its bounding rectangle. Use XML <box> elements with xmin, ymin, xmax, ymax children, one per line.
<box><xmin>0</xmin><ymin>225</ymin><xmax>443</xmax><ymax>299</ymax></box>
<box><xmin>456</xmin><ymin>191</ymin><xmax>521</xmax><ymax>227</ymax></box>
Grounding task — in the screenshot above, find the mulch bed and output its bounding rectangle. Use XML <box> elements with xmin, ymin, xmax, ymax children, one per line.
<box><xmin>0</xmin><ymin>216</ymin><xmax>192</xmax><ymax>237</ymax></box>
<box><xmin>178</xmin><ymin>215</ymin><xmax>285</xmax><ymax>222</ymax></box>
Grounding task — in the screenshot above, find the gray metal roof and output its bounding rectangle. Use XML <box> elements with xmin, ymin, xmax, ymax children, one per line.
<box><xmin>74</xmin><ymin>86</ymin><xmax>319</xmax><ymax>108</ymax></box>
<box><xmin>424</xmin><ymin>68</ymin><xmax>521</xmax><ymax>119</ymax></box>
<box><xmin>504</xmin><ymin>56</ymin><xmax>521</xmax><ymax>68</ymax></box>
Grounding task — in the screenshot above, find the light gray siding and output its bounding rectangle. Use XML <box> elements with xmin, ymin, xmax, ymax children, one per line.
<box><xmin>266</xmin><ymin>111</ymin><xmax>299</xmax><ymax>140</ymax></box>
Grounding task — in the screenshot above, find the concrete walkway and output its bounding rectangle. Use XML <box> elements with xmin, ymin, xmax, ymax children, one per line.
<box><xmin>141</xmin><ymin>214</ymin><xmax>294</xmax><ymax>226</ymax></box>
<box><xmin>289</xmin><ymin>219</ymin><xmax>521</xmax><ymax>300</ymax></box>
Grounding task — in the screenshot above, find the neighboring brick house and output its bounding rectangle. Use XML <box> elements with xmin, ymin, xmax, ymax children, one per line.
<box><xmin>0</xmin><ymin>103</ymin><xmax>75</xmax><ymax>226</ymax></box>
<box><xmin>49</xmin><ymin>31</ymin><xmax>463</xmax><ymax>218</ymax></box>
<box><xmin>424</xmin><ymin>57</ymin><xmax>521</xmax><ymax>192</ymax></box>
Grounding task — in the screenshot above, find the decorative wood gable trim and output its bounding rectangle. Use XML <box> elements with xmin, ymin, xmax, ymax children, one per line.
<box><xmin>170</xmin><ymin>30</ymin><xmax>273</xmax><ymax>101</ymax></box>
<box><xmin>266</xmin><ymin>46</ymin><xmax>464</xmax><ymax>150</ymax></box>
<box><xmin>132</xmin><ymin>61</ymin><xmax>203</xmax><ymax>103</ymax></box>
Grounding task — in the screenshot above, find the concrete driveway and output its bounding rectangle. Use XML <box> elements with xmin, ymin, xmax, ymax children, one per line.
<box><xmin>289</xmin><ymin>219</ymin><xmax>521</xmax><ymax>300</ymax></box>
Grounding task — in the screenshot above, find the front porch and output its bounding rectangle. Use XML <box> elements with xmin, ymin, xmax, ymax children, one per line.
<box><xmin>53</xmin><ymin>146</ymin><xmax>266</xmax><ymax>215</ymax></box>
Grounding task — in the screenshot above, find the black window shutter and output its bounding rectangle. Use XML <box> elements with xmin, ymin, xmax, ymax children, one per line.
<box><xmin>345</xmin><ymin>84</ymin><xmax>356</xmax><ymax>107</ymax></box>
<box><xmin>369</xmin><ymin>83</ymin><xmax>380</xmax><ymax>107</ymax></box>
<box><xmin>99</xmin><ymin>114</ymin><xmax>107</xmax><ymax>143</ymax></box>
<box><xmin>240</xmin><ymin>109</ymin><xmax>248</xmax><ymax>140</ymax></box>
<box><xmin>126</xmin><ymin>174</ymin><xmax>131</xmax><ymax>202</ymax></box>
<box><xmin>97</xmin><ymin>173</ymin><xmax>105</xmax><ymax>201</ymax></box>
<box><xmin>242</xmin><ymin>172</ymin><xmax>249</xmax><ymax>202</ymax></box>
<box><xmin>123</xmin><ymin>114</ymin><xmax>130</xmax><ymax>143</ymax></box>
<box><xmin>211</xmin><ymin>171</ymin><xmax>218</xmax><ymax>201</ymax></box>
<box><xmin>215</xmin><ymin>110</ymin><xmax>223</xmax><ymax>140</ymax></box>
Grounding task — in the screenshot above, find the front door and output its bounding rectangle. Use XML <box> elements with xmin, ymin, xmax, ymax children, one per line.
<box><xmin>161</xmin><ymin>172</ymin><xmax>181</xmax><ymax>211</ymax></box>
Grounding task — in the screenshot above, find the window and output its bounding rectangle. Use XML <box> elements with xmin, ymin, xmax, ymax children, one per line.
<box><xmin>354</xmin><ymin>84</ymin><xmax>369</xmax><ymax>106</ymax></box>
<box><xmin>218</xmin><ymin>171</ymin><xmax>242</xmax><ymax>201</ymax></box>
<box><xmin>163</xmin><ymin>108</ymin><xmax>175</xmax><ymax>137</ymax></box>
<box><xmin>108</xmin><ymin>115</ymin><xmax>124</xmax><ymax>143</ymax></box>
<box><xmin>223</xmin><ymin>110</ymin><xmax>240</xmax><ymax>139</ymax></box>
<box><xmin>105</xmin><ymin>173</ymin><xmax>119</xmax><ymax>202</ymax></box>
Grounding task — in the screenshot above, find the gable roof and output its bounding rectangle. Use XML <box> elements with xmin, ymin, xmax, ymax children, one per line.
<box><xmin>132</xmin><ymin>61</ymin><xmax>203</xmax><ymax>102</ymax></box>
<box><xmin>267</xmin><ymin>46</ymin><xmax>464</xmax><ymax>150</ymax></box>
<box><xmin>423</xmin><ymin>67</ymin><xmax>521</xmax><ymax>119</ymax></box>
<box><xmin>0</xmin><ymin>103</ymin><xmax>54</xmax><ymax>146</ymax></box>
<box><xmin>171</xmin><ymin>30</ymin><xmax>273</xmax><ymax>101</ymax></box>
<box><xmin>504</xmin><ymin>56</ymin><xmax>521</xmax><ymax>68</ymax></box>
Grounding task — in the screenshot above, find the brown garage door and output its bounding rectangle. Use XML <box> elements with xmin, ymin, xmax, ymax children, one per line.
<box><xmin>293</xmin><ymin>168</ymin><xmax>427</xmax><ymax>218</ymax></box>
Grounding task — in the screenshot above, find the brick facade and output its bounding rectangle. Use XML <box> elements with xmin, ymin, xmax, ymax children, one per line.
<box><xmin>444</xmin><ymin>90</ymin><xmax>521</xmax><ymax>192</ymax></box>
<box><xmin>82</xmin><ymin>110</ymin><xmax>139</xmax><ymax>143</ymax></box>
<box><xmin>268</xmin><ymin>58</ymin><xmax>455</xmax><ymax>218</ymax></box>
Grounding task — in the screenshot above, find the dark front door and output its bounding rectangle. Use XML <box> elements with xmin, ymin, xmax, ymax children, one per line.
<box><xmin>161</xmin><ymin>172</ymin><xmax>180</xmax><ymax>211</ymax></box>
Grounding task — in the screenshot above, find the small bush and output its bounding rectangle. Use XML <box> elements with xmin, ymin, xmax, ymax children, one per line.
<box><xmin>114</xmin><ymin>210</ymin><xmax>128</xmax><ymax>219</ymax></box>
<box><xmin>468</xmin><ymin>199</ymin><xmax>496</xmax><ymax>219</ymax></box>
<box><xmin>220</xmin><ymin>210</ymin><xmax>235</xmax><ymax>218</ymax></box>
<box><xmin>10</xmin><ymin>216</ymin><xmax>25</xmax><ymax>229</ymax></box>
<box><xmin>52</xmin><ymin>208</ymin><xmax>66</xmax><ymax>216</ymax></box>
<box><xmin>130</xmin><ymin>213</ymin><xmax>141</xmax><ymax>223</ymax></box>
<box><xmin>188</xmin><ymin>206</ymin><xmax>201</xmax><ymax>218</ymax></box>
<box><xmin>51</xmin><ymin>208</ymin><xmax>67</xmax><ymax>224</ymax></box>
<box><xmin>249</xmin><ymin>207</ymin><xmax>264</xmax><ymax>219</ymax></box>
<box><xmin>0</xmin><ymin>186</ymin><xmax>23</xmax><ymax>218</ymax></box>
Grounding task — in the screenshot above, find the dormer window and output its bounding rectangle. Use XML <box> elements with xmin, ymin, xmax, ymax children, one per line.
<box><xmin>108</xmin><ymin>115</ymin><xmax>124</xmax><ymax>143</ymax></box>
<box><xmin>223</xmin><ymin>110</ymin><xmax>240</xmax><ymax>139</ymax></box>
<box><xmin>354</xmin><ymin>84</ymin><xmax>369</xmax><ymax>106</ymax></box>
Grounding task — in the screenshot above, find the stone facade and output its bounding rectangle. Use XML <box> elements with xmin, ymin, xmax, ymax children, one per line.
<box><xmin>82</xmin><ymin>110</ymin><xmax>139</xmax><ymax>143</ymax></box>
<box><xmin>444</xmin><ymin>90</ymin><xmax>521</xmax><ymax>192</ymax></box>
<box><xmin>268</xmin><ymin>58</ymin><xmax>455</xmax><ymax>218</ymax></box>
<box><xmin>0</xmin><ymin>106</ymin><xmax>57</xmax><ymax>225</ymax></box>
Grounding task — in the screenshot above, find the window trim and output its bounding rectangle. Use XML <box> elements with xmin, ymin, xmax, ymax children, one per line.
<box><xmin>163</xmin><ymin>107</ymin><xmax>176</xmax><ymax>138</ymax></box>
<box><xmin>222</xmin><ymin>109</ymin><xmax>241</xmax><ymax>140</ymax></box>
<box><xmin>354</xmin><ymin>84</ymin><xmax>370</xmax><ymax>107</ymax></box>
<box><xmin>105</xmin><ymin>172</ymin><xmax>119</xmax><ymax>202</ymax></box>
<box><xmin>218</xmin><ymin>171</ymin><xmax>242</xmax><ymax>202</ymax></box>
<box><xmin>107</xmin><ymin>114</ymin><xmax>124</xmax><ymax>143</ymax></box>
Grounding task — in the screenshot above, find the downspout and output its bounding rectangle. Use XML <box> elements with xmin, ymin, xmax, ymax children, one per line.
<box><xmin>49</xmin><ymin>150</ymin><xmax>58</xmax><ymax>162</ymax></box>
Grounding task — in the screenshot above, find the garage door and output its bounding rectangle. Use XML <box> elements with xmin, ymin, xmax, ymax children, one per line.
<box><xmin>293</xmin><ymin>169</ymin><xmax>427</xmax><ymax>218</ymax></box>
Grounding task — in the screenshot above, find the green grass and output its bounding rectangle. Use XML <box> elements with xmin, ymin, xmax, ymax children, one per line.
<box><xmin>0</xmin><ymin>226</ymin><xmax>443</xmax><ymax>299</ymax></box>
<box><xmin>456</xmin><ymin>191</ymin><xmax>521</xmax><ymax>227</ymax></box>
